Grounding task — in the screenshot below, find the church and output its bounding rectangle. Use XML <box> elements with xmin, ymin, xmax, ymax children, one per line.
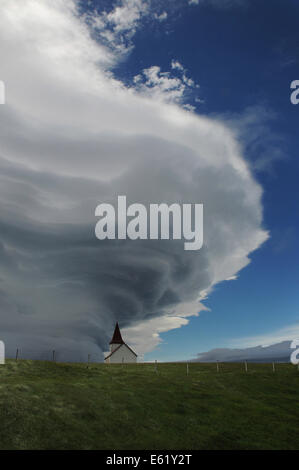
<box><xmin>104</xmin><ymin>322</ymin><xmax>137</xmax><ymax>364</ymax></box>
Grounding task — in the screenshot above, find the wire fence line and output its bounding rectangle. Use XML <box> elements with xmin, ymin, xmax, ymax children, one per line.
<box><xmin>10</xmin><ymin>348</ymin><xmax>105</xmax><ymax>363</ymax></box>
<box><xmin>5</xmin><ymin>350</ymin><xmax>298</xmax><ymax>373</ymax></box>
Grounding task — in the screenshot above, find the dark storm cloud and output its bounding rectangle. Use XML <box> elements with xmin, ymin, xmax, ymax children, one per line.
<box><xmin>0</xmin><ymin>0</ymin><xmax>268</xmax><ymax>359</ymax></box>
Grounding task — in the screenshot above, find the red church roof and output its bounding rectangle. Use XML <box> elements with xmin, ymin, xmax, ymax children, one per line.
<box><xmin>109</xmin><ymin>322</ymin><xmax>124</xmax><ymax>344</ymax></box>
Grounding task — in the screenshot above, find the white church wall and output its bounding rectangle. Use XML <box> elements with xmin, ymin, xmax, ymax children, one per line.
<box><xmin>108</xmin><ymin>344</ymin><xmax>137</xmax><ymax>363</ymax></box>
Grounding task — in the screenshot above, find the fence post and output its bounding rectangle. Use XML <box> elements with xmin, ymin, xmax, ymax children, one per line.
<box><xmin>216</xmin><ymin>361</ymin><xmax>219</xmax><ymax>373</ymax></box>
<box><xmin>186</xmin><ymin>363</ymin><xmax>189</xmax><ymax>376</ymax></box>
<box><xmin>87</xmin><ymin>354</ymin><xmax>91</xmax><ymax>369</ymax></box>
<box><xmin>52</xmin><ymin>350</ymin><xmax>55</xmax><ymax>362</ymax></box>
<box><xmin>16</xmin><ymin>348</ymin><xmax>19</xmax><ymax>361</ymax></box>
<box><xmin>272</xmin><ymin>362</ymin><xmax>275</xmax><ymax>373</ymax></box>
<box><xmin>244</xmin><ymin>361</ymin><xmax>248</xmax><ymax>372</ymax></box>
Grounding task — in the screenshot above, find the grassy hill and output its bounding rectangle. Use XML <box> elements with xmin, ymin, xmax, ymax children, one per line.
<box><xmin>0</xmin><ymin>359</ymin><xmax>298</xmax><ymax>450</ymax></box>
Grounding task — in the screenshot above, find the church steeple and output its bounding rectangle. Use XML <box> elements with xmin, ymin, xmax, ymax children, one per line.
<box><xmin>105</xmin><ymin>322</ymin><xmax>138</xmax><ymax>363</ymax></box>
<box><xmin>109</xmin><ymin>322</ymin><xmax>124</xmax><ymax>350</ymax></box>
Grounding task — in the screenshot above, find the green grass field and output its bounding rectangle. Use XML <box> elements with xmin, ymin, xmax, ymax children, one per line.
<box><xmin>0</xmin><ymin>359</ymin><xmax>298</xmax><ymax>450</ymax></box>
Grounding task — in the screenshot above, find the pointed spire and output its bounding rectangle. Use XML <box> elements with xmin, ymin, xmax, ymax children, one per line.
<box><xmin>109</xmin><ymin>322</ymin><xmax>124</xmax><ymax>344</ymax></box>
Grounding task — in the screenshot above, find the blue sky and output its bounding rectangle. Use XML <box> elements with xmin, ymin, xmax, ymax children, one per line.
<box><xmin>0</xmin><ymin>0</ymin><xmax>298</xmax><ymax>362</ymax></box>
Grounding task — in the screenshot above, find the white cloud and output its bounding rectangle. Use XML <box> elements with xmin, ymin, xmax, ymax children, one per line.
<box><xmin>231</xmin><ymin>324</ymin><xmax>299</xmax><ymax>349</ymax></box>
<box><xmin>0</xmin><ymin>0</ymin><xmax>268</xmax><ymax>360</ymax></box>
<box><xmin>133</xmin><ymin>61</ymin><xmax>199</xmax><ymax>107</ymax></box>
<box><xmin>214</xmin><ymin>106</ymin><xmax>287</xmax><ymax>174</ymax></box>
<box><xmin>171</xmin><ymin>60</ymin><xmax>184</xmax><ymax>71</ymax></box>
<box><xmin>84</xmin><ymin>0</ymin><xmax>150</xmax><ymax>58</ymax></box>
<box><xmin>188</xmin><ymin>0</ymin><xmax>247</xmax><ymax>7</ymax></box>
<box><xmin>123</xmin><ymin>300</ymin><xmax>209</xmax><ymax>356</ymax></box>
<box><xmin>84</xmin><ymin>0</ymin><xmax>168</xmax><ymax>59</ymax></box>
<box><xmin>194</xmin><ymin>341</ymin><xmax>293</xmax><ymax>363</ymax></box>
<box><xmin>121</xmin><ymin>316</ymin><xmax>189</xmax><ymax>357</ymax></box>
<box><xmin>154</xmin><ymin>11</ymin><xmax>168</xmax><ymax>21</ymax></box>
<box><xmin>133</xmin><ymin>65</ymin><xmax>186</xmax><ymax>104</ymax></box>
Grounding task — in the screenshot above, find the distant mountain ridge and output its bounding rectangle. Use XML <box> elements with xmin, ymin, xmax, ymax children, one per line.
<box><xmin>192</xmin><ymin>340</ymin><xmax>293</xmax><ymax>363</ymax></box>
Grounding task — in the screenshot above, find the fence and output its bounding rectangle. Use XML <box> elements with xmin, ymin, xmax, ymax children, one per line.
<box><xmin>7</xmin><ymin>349</ymin><xmax>299</xmax><ymax>374</ymax></box>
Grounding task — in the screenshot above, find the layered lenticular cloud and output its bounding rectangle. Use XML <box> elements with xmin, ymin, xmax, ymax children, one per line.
<box><xmin>0</xmin><ymin>0</ymin><xmax>268</xmax><ymax>360</ymax></box>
